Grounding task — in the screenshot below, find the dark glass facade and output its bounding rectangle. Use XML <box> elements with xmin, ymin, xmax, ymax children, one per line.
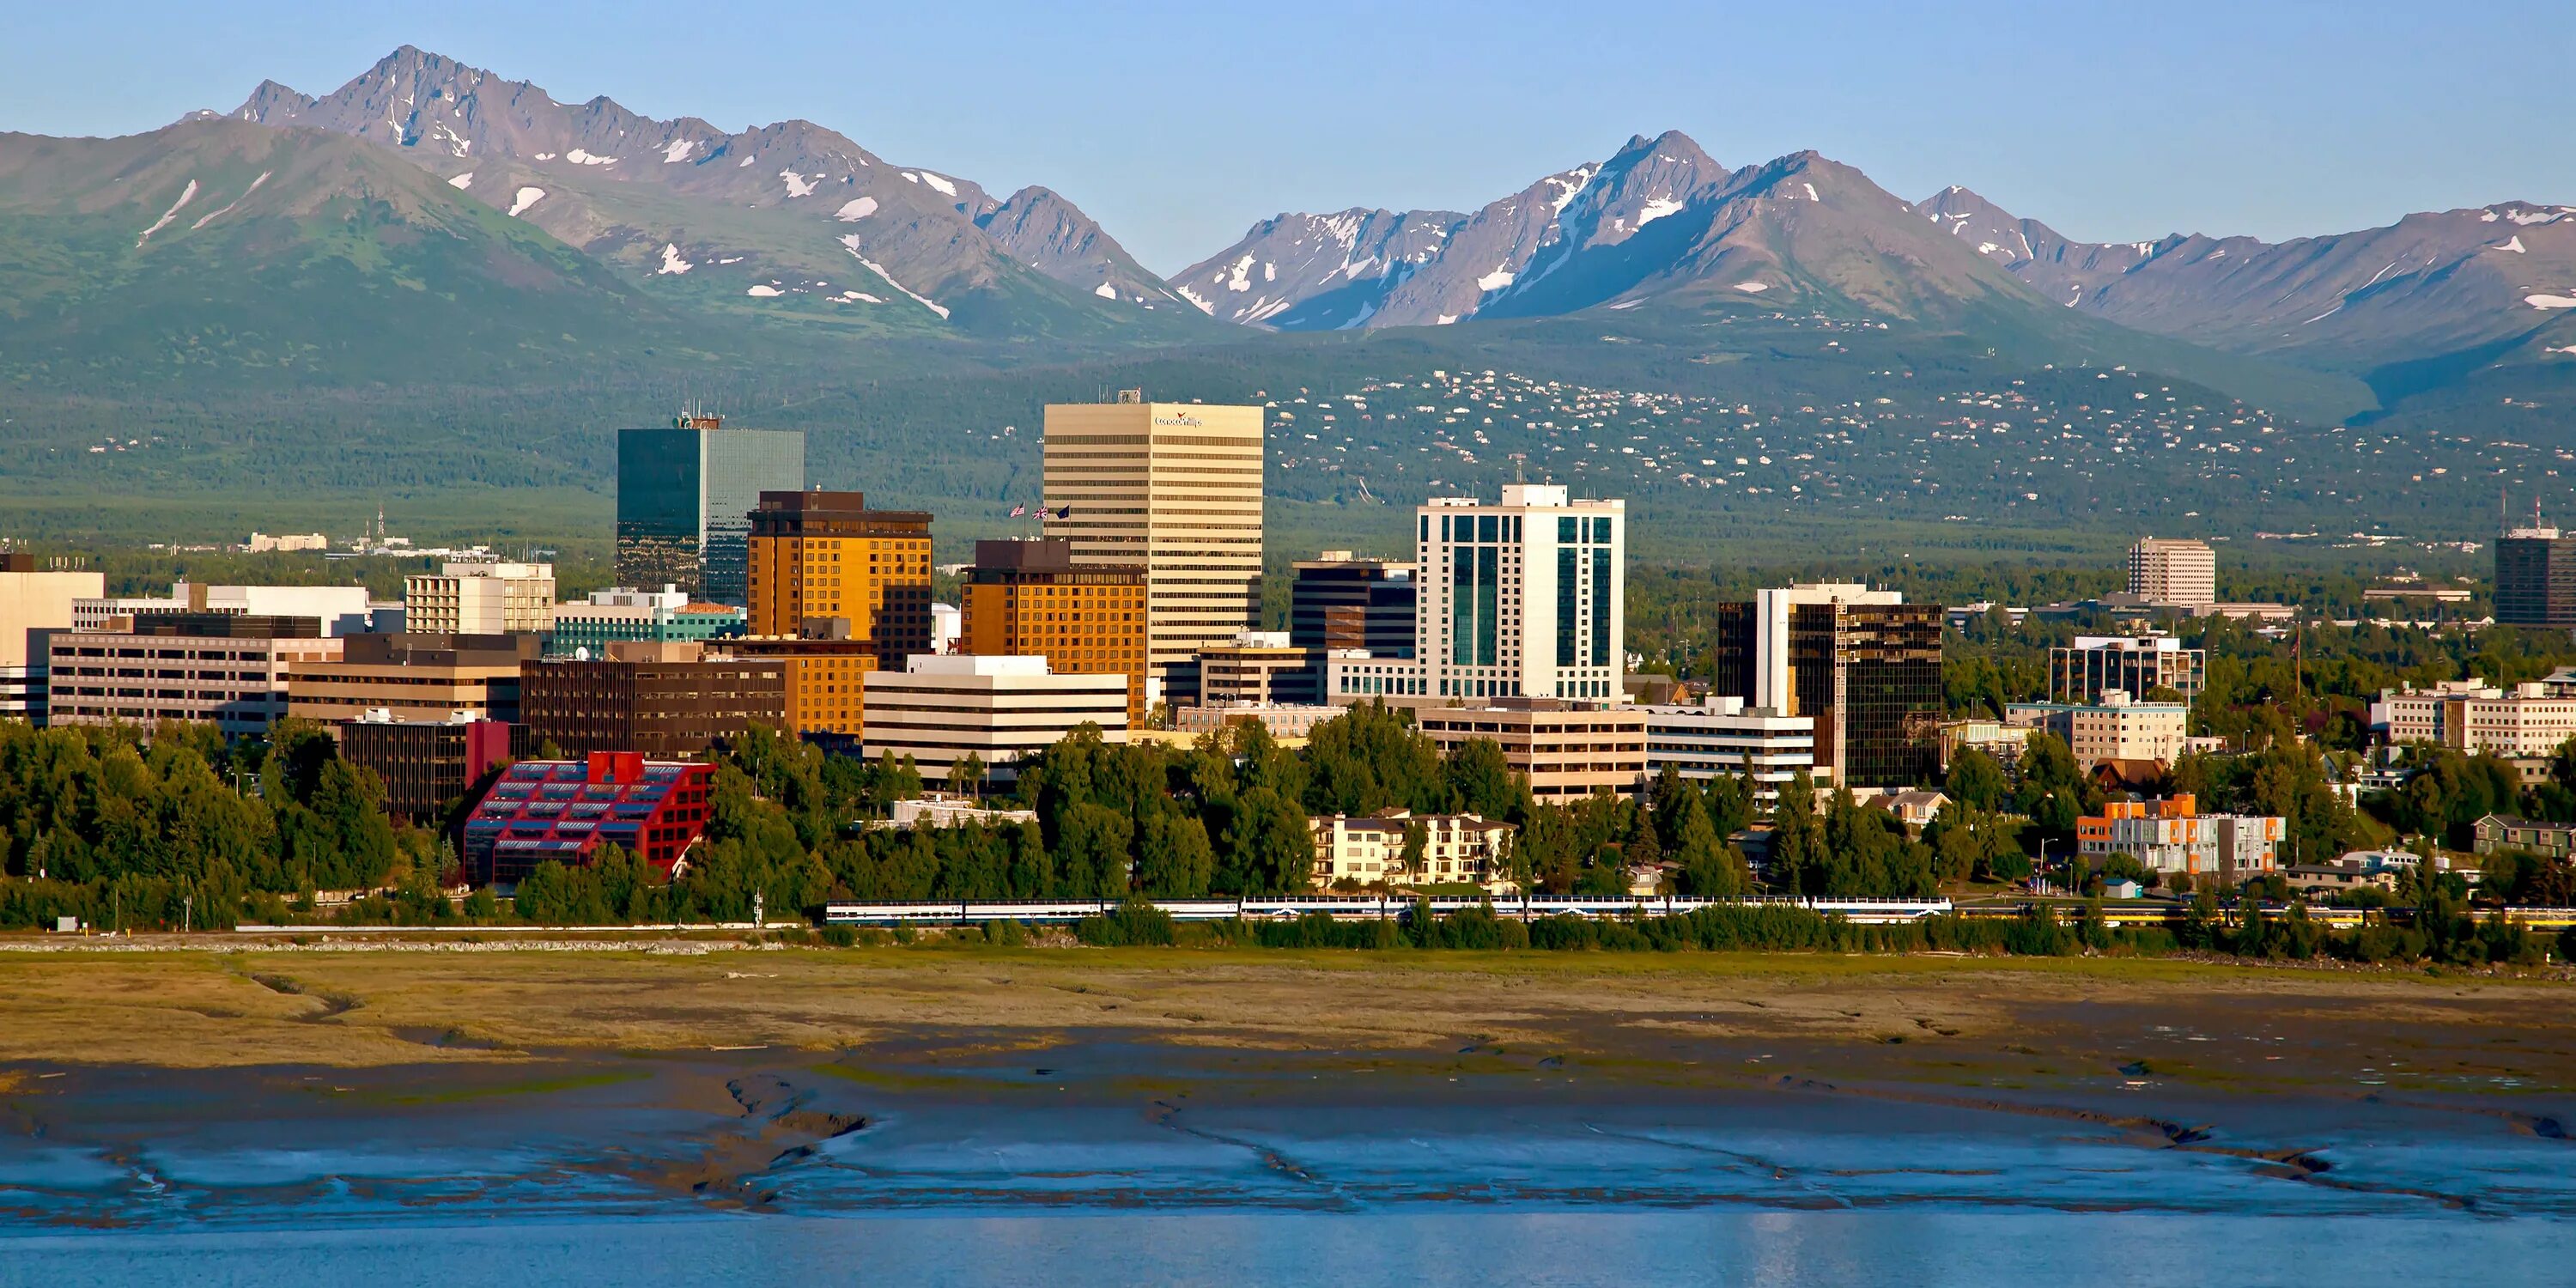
<box><xmin>1288</xmin><ymin>557</ymin><xmax>1416</xmax><ymax>657</ymax></box>
<box><xmin>1789</xmin><ymin>602</ymin><xmax>1944</xmax><ymax>789</ymax></box>
<box><xmin>2495</xmin><ymin>534</ymin><xmax>2576</xmax><ymax>629</ymax></box>
<box><xmin>615</xmin><ymin>420</ymin><xmax>804</xmax><ymax>604</ymax></box>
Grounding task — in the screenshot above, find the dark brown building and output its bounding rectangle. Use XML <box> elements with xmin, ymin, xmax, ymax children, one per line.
<box><xmin>518</xmin><ymin>641</ymin><xmax>787</xmax><ymax>760</ymax></box>
<box><xmin>1289</xmin><ymin>552</ymin><xmax>1417</xmax><ymax>657</ymax></box>
<box><xmin>337</xmin><ymin>716</ymin><xmax>516</xmax><ymax>823</ymax></box>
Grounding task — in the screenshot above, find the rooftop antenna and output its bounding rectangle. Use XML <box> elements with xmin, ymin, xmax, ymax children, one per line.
<box><xmin>1509</xmin><ymin>452</ymin><xmax>1528</xmax><ymax>483</ymax></box>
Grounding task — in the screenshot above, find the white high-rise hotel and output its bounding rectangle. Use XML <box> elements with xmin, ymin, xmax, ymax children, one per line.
<box><xmin>1327</xmin><ymin>484</ymin><xmax>1624</xmax><ymax>703</ymax></box>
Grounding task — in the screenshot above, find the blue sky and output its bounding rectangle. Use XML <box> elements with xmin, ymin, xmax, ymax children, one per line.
<box><xmin>4</xmin><ymin>0</ymin><xmax>2567</xmax><ymax>274</ymax></box>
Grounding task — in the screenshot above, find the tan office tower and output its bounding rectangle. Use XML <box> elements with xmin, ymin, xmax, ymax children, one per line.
<box><xmin>1043</xmin><ymin>392</ymin><xmax>1262</xmax><ymax>702</ymax></box>
<box><xmin>2126</xmin><ymin>538</ymin><xmax>2216</xmax><ymax>608</ymax></box>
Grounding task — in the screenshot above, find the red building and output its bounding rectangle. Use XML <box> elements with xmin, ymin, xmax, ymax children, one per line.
<box><xmin>460</xmin><ymin>752</ymin><xmax>715</xmax><ymax>886</ymax></box>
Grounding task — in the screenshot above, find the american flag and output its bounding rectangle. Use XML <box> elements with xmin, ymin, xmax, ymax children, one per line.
<box><xmin>1035</xmin><ymin>507</ymin><xmax>1053</xmax><ymax>520</ymax></box>
<box><xmin>1009</xmin><ymin>504</ymin><xmax>1026</xmax><ymax>518</ymax></box>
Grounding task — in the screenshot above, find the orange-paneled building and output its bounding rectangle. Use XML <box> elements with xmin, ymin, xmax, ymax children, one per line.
<box><xmin>743</xmin><ymin>489</ymin><xmax>934</xmax><ymax>738</ymax></box>
<box><xmin>961</xmin><ymin>538</ymin><xmax>1148</xmax><ymax>725</ymax></box>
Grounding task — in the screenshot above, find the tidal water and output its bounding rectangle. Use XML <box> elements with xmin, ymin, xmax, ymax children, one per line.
<box><xmin>5</xmin><ymin>1057</ymin><xmax>2571</xmax><ymax>1285</ymax></box>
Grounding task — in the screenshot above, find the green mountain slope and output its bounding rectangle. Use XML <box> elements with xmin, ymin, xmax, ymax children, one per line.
<box><xmin>0</xmin><ymin>121</ymin><xmax>774</xmax><ymax>386</ymax></box>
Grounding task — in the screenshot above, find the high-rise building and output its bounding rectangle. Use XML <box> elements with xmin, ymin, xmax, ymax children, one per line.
<box><xmin>1320</xmin><ymin>485</ymin><xmax>1625</xmax><ymax>706</ymax></box>
<box><xmin>2495</xmin><ymin>518</ymin><xmax>2576</xmax><ymax>629</ymax></box>
<box><xmin>2126</xmin><ymin>538</ymin><xmax>2217</xmax><ymax>608</ymax></box>
<box><xmin>1708</xmin><ymin>584</ymin><xmax>1942</xmax><ymax>789</ymax></box>
<box><xmin>616</xmin><ymin>413</ymin><xmax>805</xmax><ymax>604</ymax></box>
<box><xmin>2050</xmin><ymin>635</ymin><xmax>2206</xmax><ymax>704</ymax></box>
<box><xmin>48</xmin><ymin>614</ymin><xmax>342</xmax><ymax>737</ymax></box>
<box><xmin>402</xmin><ymin>562</ymin><xmax>556</xmax><ymax>636</ymax></box>
<box><xmin>1290</xmin><ymin>551</ymin><xmax>1417</xmax><ymax>657</ymax></box>
<box><xmin>961</xmin><ymin>538</ymin><xmax>1148</xmax><ymax>726</ymax></box>
<box><xmin>860</xmin><ymin>654</ymin><xmax>1131</xmax><ymax>787</ymax></box>
<box><xmin>1042</xmin><ymin>392</ymin><xmax>1262</xmax><ymax>701</ymax></box>
<box><xmin>0</xmin><ymin>553</ymin><xmax>104</xmax><ymax>724</ymax></box>
<box><xmin>744</xmin><ymin>489</ymin><xmax>933</xmax><ymax>664</ymax></box>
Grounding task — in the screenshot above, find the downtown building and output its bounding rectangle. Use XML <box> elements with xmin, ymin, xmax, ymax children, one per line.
<box><xmin>1290</xmin><ymin>551</ymin><xmax>1417</xmax><ymax>657</ymax></box>
<box><xmin>615</xmin><ymin>412</ymin><xmax>804</xmax><ymax>605</ymax></box>
<box><xmin>2126</xmin><ymin>538</ymin><xmax>2217</xmax><ymax>609</ymax></box>
<box><xmin>518</xmin><ymin>641</ymin><xmax>787</xmax><ymax>761</ymax></box>
<box><xmin>2495</xmin><ymin>515</ymin><xmax>2576</xmax><ymax>630</ymax></box>
<box><xmin>549</xmin><ymin>586</ymin><xmax>745</xmax><ymax>659</ymax></box>
<box><xmin>860</xmin><ymin>654</ymin><xmax>1129</xmax><ymax>787</ymax></box>
<box><xmin>402</xmin><ymin>562</ymin><xmax>556</xmax><ymax>636</ymax></box>
<box><xmin>2050</xmin><ymin>634</ymin><xmax>2205</xmax><ymax>705</ymax></box>
<box><xmin>47</xmin><ymin>614</ymin><xmax>342</xmax><ymax>738</ymax></box>
<box><xmin>1042</xmin><ymin>392</ymin><xmax>1263</xmax><ymax>703</ymax></box>
<box><xmin>0</xmin><ymin>552</ymin><xmax>103</xmax><ymax>724</ymax></box>
<box><xmin>740</xmin><ymin>489</ymin><xmax>935</xmax><ymax>741</ymax></box>
<box><xmin>1637</xmin><ymin>695</ymin><xmax>1822</xmax><ymax>803</ymax></box>
<box><xmin>1704</xmin><ymin>583</ymin><xmax>1944</xmax><ymax>790</ymax></box>
<box><xmin>961</xmin><ymin>538</ymin><xmax>1149</xmax><ymax>727</ymax></box>
<box><xmin>1321</xmin><ymin>484</ymin><xmax>1625</xmax><ymax>707</ymax></box>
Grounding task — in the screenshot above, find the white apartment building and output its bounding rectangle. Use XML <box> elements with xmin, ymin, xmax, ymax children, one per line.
<box><xmin>75</xmin><ymin>582</ymin><xmax>375</xmax><ymax>635</ymax></box>
<box><xmin>860</xmin><ymin>654</ymin><xmax>1129</xmax><ymax>785</ymax></box>
<box><xmin>1309</xmin><ymin>810</ymin><xmax>1516</xmax><ymax>891</ymax></box>
<box><xmin>1321</xmin><ymin>484</ymin><xmax>1624</xmax><ymax>706</ymax></box>
<box><xmin>2372</xmin><ymin>679</ymin><xmax>2576</xmax><ymax>758</ymax></box>
<box><xmin>2127</xmin><ymin>538</ymin><xmax>2217</xmax><ymax>608</ymax></box>
<box><xmin>404</xmin><ymin>562</ymin><xmax>556</xmax><ymax>635</ymax></box>
<box><xmin>1637</xmin><ymin>696</ymin><xmax>1822</xmax><ymax>802</ymax></box>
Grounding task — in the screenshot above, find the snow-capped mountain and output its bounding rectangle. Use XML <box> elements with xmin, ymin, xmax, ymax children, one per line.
<box><xmin>225</xmin><ymin>46</ymin><xmax>1186</xmax><ymax>327</ymax></box>
<box><xmin>1919</xmin><ymin>185</ymin><xmax>2576</xmax><ymax>371</ymax></box>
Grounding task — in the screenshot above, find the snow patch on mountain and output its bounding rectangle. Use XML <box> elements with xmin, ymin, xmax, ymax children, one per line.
<box><xmin>835</xmin><ymin>196</ymin><xmax>878</xmax><ymax>221</ymax></box>
<box><xmin>563</xmin><ymin>149</ymin><xmax>616</xmax><ymax>166</ymax></box>
<box><xmin>137</xmin><ymin>179</ymin><xmax>198</xmax><ymax>246</ymax></box>
<box><xmin>657</xmin><ymin>244</ymin><xmax>692</xmax><ymax>275</ymax></box>
<box><xmin>780</xmin><ymin>170</ymin><xmax>816</xmax><ymax>198</ymax></box>
<box><xmin>662</xmin><ymin>139</ymin><xmax>695</xmax><ymax>164</ymax></box>
<box><xmin>507</xmin><ymin>186</ymin><xmax>545</xmax><ymax>216</ymax></box>
<box><xmin>447</xmin><ymin>172</ymin><xmax>473</xmax><ymax>189</ymax></box>
<box><xmin>841</xmin><ymin>234</ymin><xmax>949</xmax><ymax>319</ymax></box>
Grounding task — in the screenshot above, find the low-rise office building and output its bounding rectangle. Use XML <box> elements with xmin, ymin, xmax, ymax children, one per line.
<box><xmin>1638</xmin><ymin>696</ymin><xmax>1821</xmax><ymax>803</ymax></box>
<box><xmin>549</xmin><ymin>586</ymin><xmax>744</xmax><ymax>658</ymax></box>
<box><xmin>1309</xmin><ymin>809</ymin><xmax>1515</xmax><ymax>890</ymax></box>
<box><xmin>47</xmin><ymin>614</ymin><xmax>341</xmax><ymax>737</ymax></box>
<box><xmin>518</xmin><ymin>641</ymin><xmax>786</xmax><ymax>760</ymax></box>
<box><xmin>725</xmin><ymin>629</ymin><xmax>878</xmax><ymax>741</ymax></box>
<box><xmin>75</xmin><ymin>582</ymin><xmax>374</xmax><ymax>635</ymax></box>
<box><xmin>869</xmin><ymin>793</ymin><xmax>1041</xmax><ymax>830</ymax></box>
<box><xmin>1939</xmin><ymin>719</ymin><xmax>2029</xmax><ymax>773</ymax></box>
<box><xmin>337</xmin><ymin>714</ymin><xmax>516</xmax><ymax>823</ymax></box>
<box><xmin>1195</xmin><ymin>631</ymin><xmax>1327</xmax><ymax>707</ymax></box>
<box><xmin>860</xmin><ymin>654</ymin><xmax>1129</xmax><ymax>786</ymax></box>
<box><xmin>404</xmin><ymin>562</ymin><xmax>556</xmax><ymax>635</ymax></box>
<box><xmin>1415</xmin><ymin>699</ymin><xmax>1648</xmax><ymax>802</ymax></box>
<box><xmin>460</xmin><ymin>752</ymin><xmax>716</xmax><ymax>885</ymax></box>
<box><xmin>287</xmin><ymin>632</ymin><xmax>538</xmax><ymax>726</ymax></box>
<box><xmin>2076</xmin><ymin>795</ymin><xmax>2284</xmax><ymax>877</ymax></box>
<box><xmin>1170</xmin><ymin>702</ymin><xmax>1340</xmax><ymax>741</ymax></box>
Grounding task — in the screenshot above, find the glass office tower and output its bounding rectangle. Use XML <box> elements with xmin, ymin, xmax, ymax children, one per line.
<box><xmin>615</xmin><ymin>415</ymin><xmax>805</xmax><ymax>605</ymax></box>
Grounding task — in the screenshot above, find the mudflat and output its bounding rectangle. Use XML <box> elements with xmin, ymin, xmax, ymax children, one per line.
<box><xmin>1</xmin><ymin>944</ymin><xmax>2568</xmax><ymax>1094</ymax></box>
